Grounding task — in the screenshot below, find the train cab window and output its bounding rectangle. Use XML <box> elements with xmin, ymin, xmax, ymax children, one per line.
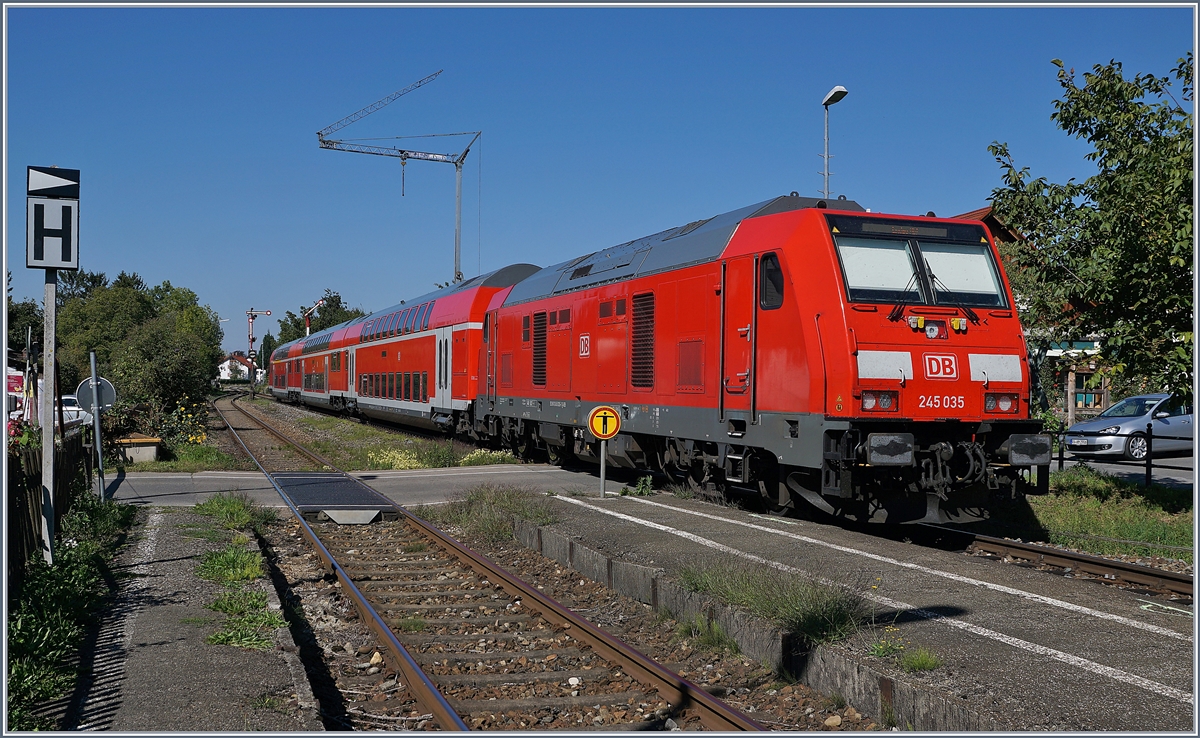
<box><xmin>616</xmin><ymin>299</ymin><xmax>626</xmax><ymax>316</ymax></box>
<box><xmin>415</xmin><ymin>304</ymin><xmax>429</xmax><ymax>332</ymax></box>
<box><xmin>599</xmin><ymin>301</ymin><xmax>613</xmax><ymax>319</ymax></box>
<box><xmin>834</xmin><ymin>236</ymin><xmax>926</xmax><ymax>304</ymax></box>
<box><xmin>422</xmin><ymin>301</ymin><xmax>434</xmax><ymax>331</ymax></box>
<box><xmin>522</xmin><ymin>315</ymin><xmax>531</xmax><ymax>343</ymax></box>
<box><xmin>760</xmin><ymin>253</ymin><xmax>785</xmax><ymax>310</ymax></box>
<box><xmin>559</xmin><ymin>308</ymin><xmax>570</xmax><ymax>324</ymax></box>
<box><xmin>549</xmin><ymin>311</ymin><xmax>557</xmax><ymax>326</ymax></box>
<box><xmin>919</xmin><ymin>241</ymin><xmax>1007</xmax><ymax>308</ymax></box>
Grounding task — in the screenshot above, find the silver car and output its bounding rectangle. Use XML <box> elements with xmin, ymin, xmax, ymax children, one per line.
<box><xmin>1064</xmin><ymin>393</ymin><xmax>1193</xmax><ymax>461</ymax></box>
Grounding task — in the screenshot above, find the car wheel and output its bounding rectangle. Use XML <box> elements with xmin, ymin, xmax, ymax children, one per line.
<box><xmin>1124</xmin><ymin>432</ymin><xmax>1148</xmax><ymax>461</ymax></box>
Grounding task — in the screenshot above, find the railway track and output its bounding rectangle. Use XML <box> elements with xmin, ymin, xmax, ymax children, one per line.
<box><xmin>902</xmin><ymin>523</ymin><xmax>1193</xmax><ymax>599</ymax></box>
<box><xmin>212</xmin><ymin>393</ymin><xmax>763</xmax><ymax>731</ymax></box>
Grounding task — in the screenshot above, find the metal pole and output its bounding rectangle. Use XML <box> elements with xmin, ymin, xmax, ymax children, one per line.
<box><xmin>1144</xmin><ymin>423</ymin><xmax>1153</xmax><ymax>487</ymax></box>
<box><xmin>90</xmin><ymin>351</ymin><xmax>105</xmax><ymax>500</ymax></box>
<box><xmin>454</xmin><ymin>161</ymin><xmax>463</xmax><ymax>283</ymax></box>
<box><xmin>40</xmin><ymin>269</ymin><xmax>57</xmax><ymax>564</ymax></box>
<box><xmin>822</xmin><ymin>104</ymin><xmax>830</xmax><ymax>199</ymax></box>
<box><xmin>600</xmin><ymin>439</ymin><xmax>607</xmax><ymax>498</ymax></box>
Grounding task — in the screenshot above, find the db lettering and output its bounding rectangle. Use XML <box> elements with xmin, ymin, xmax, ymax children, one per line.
<box><xmin>923</xmin><ymin>354</ymin><xmax>958</xmax><ymax>380</ymax></box>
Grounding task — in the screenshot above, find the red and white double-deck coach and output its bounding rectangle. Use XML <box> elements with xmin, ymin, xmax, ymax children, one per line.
<box><xmin>271</xmin><ymin>194</ymin><xmax>1051</xmax><ymax>524</ymax></box>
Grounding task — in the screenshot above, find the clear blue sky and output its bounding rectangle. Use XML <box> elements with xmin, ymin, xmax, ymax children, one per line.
<box><xmin>4</xmin><ymin>4</ymin><xmax>1193</xmax><ymax>354</ymax></box>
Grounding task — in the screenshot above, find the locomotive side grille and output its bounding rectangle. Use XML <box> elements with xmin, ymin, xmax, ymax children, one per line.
<box><xmin>532</xmin><ymin>312</ymin><xmax>548</xmax><ymax>386</ymax></box>
<box><xmin>501</xmin><ymin>353</ymin><xmax>513</xmax><ymax>386</ymax></box>
<box><xmin>631</xmin><ymin>293</ymin><xmax>655</xmax><ymax>388</ymax></box>
<box><xmin>677</xmin><ymin>339</ymin><xmax>704</xmax><ymax>391</ymax></box>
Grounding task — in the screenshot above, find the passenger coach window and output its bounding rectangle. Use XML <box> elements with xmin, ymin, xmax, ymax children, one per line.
<box><xmin>422</xmin><ymin>301</ymin><xmax>434</xmax><ymax>331</ymax></box>
<box><xmin>415</xmin><ymin>304</ymin><xmax>428</xmax><ymax>332</ymax></box>
<box><xmin>760</xmin><ymin>253</ymin><xmax>785</xmax><ymax>310</ymax></box>
<box><xmin>404</xmin><ymin>307</ymin><xmax>418</xmax><ymax>334</ymax></box>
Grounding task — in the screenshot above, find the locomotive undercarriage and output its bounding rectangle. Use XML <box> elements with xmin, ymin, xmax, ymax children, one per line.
<box><xmin>788</xmin><ymin>421</ymin><xmax>1051</xmax><ymax>524</ymax></box>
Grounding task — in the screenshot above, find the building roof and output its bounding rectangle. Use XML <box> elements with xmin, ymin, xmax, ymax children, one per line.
<box><xmin>954</xmin><ymin>205</ymin><xmax>1022</xmax><ymax>244</ymax></box>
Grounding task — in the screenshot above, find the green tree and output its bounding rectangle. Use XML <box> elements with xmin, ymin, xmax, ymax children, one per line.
<box><xmin>7</xmin><ymin>271</ymin><xmax>43</xmax><ymax>358</ymax></box>
<box><xmin>55</xmin><ymin>273</ymin><xmax>223</xmax><ymax>408</ymax></box>
<box><xmin>258</xmin><ymin>332</ymin><xmax>279</xmax><ymax>366</ymax></box>
<box><xmin>989</xmin><ymin>54</ymin><xmax>1193</xmax><ymax>396</ymax></box>
<box><xmin>275</xmin><ymin>289</ymin><xmax>365</xmax><ymax>344</ymax></box>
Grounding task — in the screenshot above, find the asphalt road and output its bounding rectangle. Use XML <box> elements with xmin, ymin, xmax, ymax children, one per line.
<box><xmin>106</xmin><ymin>451</ymin><xmax>1192</xmax><ymax>510</ymax></box>
<box><xmin>105</xmin><ymin>463</ymin><xmax>635</xmax><ymax>508</ymax></box>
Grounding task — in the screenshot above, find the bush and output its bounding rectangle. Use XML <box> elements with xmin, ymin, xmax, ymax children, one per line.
<box><xmin>6</xmin><ymin>486</ymin><xmax>135</xmax><ymax>729</ymax></box>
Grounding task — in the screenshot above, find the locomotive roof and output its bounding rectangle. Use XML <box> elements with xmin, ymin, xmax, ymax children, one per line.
<box><xmin>502</xmin><ymin>194</ymin><xmax>866</xmax><ymax>305</ymax></box>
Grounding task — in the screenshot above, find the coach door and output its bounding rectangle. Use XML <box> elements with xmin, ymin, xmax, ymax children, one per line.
<box><xmin>485</xmin><ymin>311</ymin><xmax>498</xmax><ymax>405</ymax></box>
<box><xmin>720</xmin><ymin>255</ymin><xmax>756</xmax><ymax>422</ymax></box>
<box><xmin>434</xmin><ymin>326</ymin><xmax>453</xmax><ymax>411</ymax></box>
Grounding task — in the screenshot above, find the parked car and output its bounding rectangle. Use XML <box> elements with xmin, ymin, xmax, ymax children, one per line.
<box><xmin>1064</xmin><ymin>393</ymin><xmax>1194</xmax><ymax>461</ymax></box>
<box><xmin>37</xmin><ymin>394</ymin><xmax>93</xmax><ymax>430</ymax></box>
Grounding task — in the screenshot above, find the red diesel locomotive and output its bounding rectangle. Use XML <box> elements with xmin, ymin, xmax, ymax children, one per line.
<box><xmin>270</xmin><ymin>195</ymin><xmax>1051</xmax><ymax>524</ymax></box>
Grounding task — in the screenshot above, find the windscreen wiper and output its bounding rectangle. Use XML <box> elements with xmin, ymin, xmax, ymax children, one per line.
<box><xmin>886</xmin><ymin>273</ymin><xmax>919</xmax><ymax>322</ymax></box>
<box><xmin>924</xmin><ymin>262</ymin><xmax>980</xmax><ymax>324</ymax></box>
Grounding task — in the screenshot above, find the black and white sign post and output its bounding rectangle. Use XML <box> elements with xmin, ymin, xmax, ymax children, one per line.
<box><xmin>27</xmin><ymin>166</ymin><xmax>80</xmax><ymax>565</ymax></box>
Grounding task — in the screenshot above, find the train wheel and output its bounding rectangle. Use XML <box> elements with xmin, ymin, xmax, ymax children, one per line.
<box><xmin>546</xmin><ymin>444</ymin><xmax>567</xmax><ymax>467</ymax></box>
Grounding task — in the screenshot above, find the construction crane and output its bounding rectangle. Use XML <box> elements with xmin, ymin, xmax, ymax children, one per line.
<box><xmin>317</xmin><ymin>70</ymin><xmax>479</xmax><ymax>283</ymax></box>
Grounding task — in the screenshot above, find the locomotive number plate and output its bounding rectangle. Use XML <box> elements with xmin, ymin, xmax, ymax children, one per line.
<box><xmin>918</xmin><ymin>394</ymin><xmax>965</xmax><ymax>409</ymax></box>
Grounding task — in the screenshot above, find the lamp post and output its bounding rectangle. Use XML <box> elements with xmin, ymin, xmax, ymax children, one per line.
<box><xmin>821</xmin><ymin>85</ymin><xmax>848</xmax><ymax>199</ymax></box>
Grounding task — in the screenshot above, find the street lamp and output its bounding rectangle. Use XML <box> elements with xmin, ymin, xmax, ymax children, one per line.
<box><xmin>821</xmin><ymin>85</ymin><xmax>848</xmax><ymax>199</ymax></box>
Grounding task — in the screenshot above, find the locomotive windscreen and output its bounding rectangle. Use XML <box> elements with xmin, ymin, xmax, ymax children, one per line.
<box><xmin>827</xmin><ymin>215</ymin><xmax>1007</xmax><ymax>308</ymax></box>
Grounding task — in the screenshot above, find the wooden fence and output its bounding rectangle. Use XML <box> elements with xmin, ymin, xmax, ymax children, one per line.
<box><xmin>6</xmin><ymin>432</ymin><xmax>90</xmax><ymax>595</ymax></box>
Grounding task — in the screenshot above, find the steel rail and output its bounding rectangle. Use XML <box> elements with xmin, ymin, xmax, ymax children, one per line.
<box><xmin>211</xmin><ymin>397</ymin><xmax>468</xmax><ymax>731</ymax></box>
<box><xmin>968</xmin><ymin>534</ymin><xmax>1193</xmax><ymax>597</ymax></box>
<box><xmin>220</xmin><ymin>394</ymin><xmax>764</xmax><ymax>731</ymax></box>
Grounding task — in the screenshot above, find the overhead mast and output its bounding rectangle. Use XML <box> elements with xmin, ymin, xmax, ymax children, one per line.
<box><xmin>317</xmin><ymin>70</ymin><xmax>480</xmax><ymax>283</ymax></box>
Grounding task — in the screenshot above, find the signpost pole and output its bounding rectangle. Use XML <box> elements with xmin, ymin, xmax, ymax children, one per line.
<box><xmin>90</xmin><ymin>351</ymin><xmax>105</xmax><ymax>501</ymax></box>
<box><xmin>600</xmin><ymin>439</ymin><xmax>607</xmax><ymax>498</ymax></box>
<box><xmin>40</xmin><ymin>269</ymin><xmax>57</xmax><ymax>564</ymax></box>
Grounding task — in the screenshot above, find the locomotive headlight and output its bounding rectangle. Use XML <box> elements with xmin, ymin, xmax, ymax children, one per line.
<box><xmin>984</xmin><ymin>393</ymin><xmax>1019</xmax><ymax>414</ymax></box>
<box><xmin>878</xmin><ymin>392</ymin><xmax>893</xmax><ymax>410</ymax></box>
<box><xmin>862</xmin><ymin>392</ymin><xmax>877</xmax><ymax>410</ymax></box>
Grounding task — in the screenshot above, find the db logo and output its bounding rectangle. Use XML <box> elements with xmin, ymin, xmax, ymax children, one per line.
<box><xmin>923</xmin><ymin>353</ymin><xmax>958</xmax><ymax>380</ymax></box>
<box><xmin>579</xmin><ymin>333</ymin><xmax>591</xmax><ymax>358</ymax></box>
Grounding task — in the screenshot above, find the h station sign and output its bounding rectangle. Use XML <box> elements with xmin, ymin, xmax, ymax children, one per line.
<box><xmin>26</xmin><ymin>166</ymin><xmax>80</xmax><ymax>270</ymax></box>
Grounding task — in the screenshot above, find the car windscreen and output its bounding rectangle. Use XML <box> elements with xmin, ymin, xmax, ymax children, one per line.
<box><xmin>1098</xmin><ymin>397</ymin><xmax>1161</xmax><ymax>418</ymax></box>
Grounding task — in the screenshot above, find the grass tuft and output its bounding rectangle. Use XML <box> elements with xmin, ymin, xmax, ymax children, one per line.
<box><xmin>208</xmin><ymin>588</ymin><xmax>269</xmax><ymax>615</ymax></box>
<box><xmin>899</xmin><ymin>646</ymin><xmax>942</xmax><ymax>672</ymax></box>
<box><xmin>675</xmin><ymin>615</ymin><xmax>740</xmax><ymax>653</ymax></box>
<box><xmin>197</xmin><ymin>545</ymin><xmax>265</xmax><ymax>583</ymax></box>
<box><xmin>194</xmin><ymin>491</ymin><xmax>276</xmax><ymax>533</ymax></box>
<box><xmin>679</xmin><ymin>561</ymin><xmax>868</xmax><ymax>647</ymax></box>
<box><xmin>395</xmin><ymin>617</ymin><xmax>427</xmax><ymax>633</ymax></box>
<box><xmin>415</xmin><ymin>484</ymin><xmax>555</xmax><ymax>543</ymax></box>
